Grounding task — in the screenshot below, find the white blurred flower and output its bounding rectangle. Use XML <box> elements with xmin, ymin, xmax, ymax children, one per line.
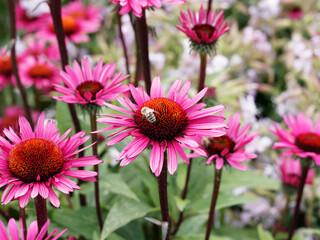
<box><xmin>206</xmin><ymin>54</ymin><xmax>229</xmax><ymax>74</ymax></box>
<box><xmin>149</xmin><ymin>53</ymin><xmax>166</xmax><ymax>71</ymax></box>
<box><xmin>243</xmin><ymin>27</ymin><xmax>273</xmax><ymax>54</ymax></box>
<box><xmin>249</xmin><ymin>0</ymin><xmax>281</xmax><ymax>23</ymax></box>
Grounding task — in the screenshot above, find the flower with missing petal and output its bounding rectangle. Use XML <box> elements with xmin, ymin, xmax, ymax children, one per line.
<box><xmin>271</xmin><ymin>112</ymin><xmax>320</xmax><ymax>164</ymax></box>
<box><xmin>0</xmin><ymin>218</ymin><xmax>67</xmax><ymax>240</ymax></box>
<box><xmin>54</xmin><ymin>58</ymin><xmax>129</xmax><ymax>111</ymax></box>
<box><xmin>0</xmin><ymin>112</ymin><xmax>102</xmax><ymax>208</ymax></box>
<box><xmin>198</xmin><ymin>113</ymin><xmax>258</xmax><ymax>170</ymax></box>
<box><xmin>97</xmin><ymin>77</ymin><xmax>226</xmax><ymax>176</ymax></box>
<box><xmin>176</xmin><ymin>5</ymin><xmax>230</xmax><ymax>55</ymax></box>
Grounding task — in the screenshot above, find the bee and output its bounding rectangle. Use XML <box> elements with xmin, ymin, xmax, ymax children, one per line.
<box><xmin>141</xmin><ymin>107</ymin><xmax>158</xmax><ymax>123</ymax></box>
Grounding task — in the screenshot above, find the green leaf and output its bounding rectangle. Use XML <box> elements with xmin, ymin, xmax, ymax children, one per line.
<box><xmin>174</xmin><ymin>196</ymin><xmax>190</xmax><ymax>212</ymax></box>
<box><xmin>188</xmin><ymin>191</ymin><xmax>257</xmax><ymax>214</ymax></box>
<box><xmin>100</xmin><ymin>173</ymin><xmax>139</xmax><ymax>201</ymax></box>
<box><xmin>221</xmin><ymin>169</ymin><xmax>281</xmax><ymax>191</ymax></box>
<box><xmin>100</xmin><ymin>198</ymin><xmax>152</xmax><ymax>240</ymax></box>
<box><xmin>172</xmin><ymin>234</ymin><xmax>230</xmax><ymax>240</ymax></box>
<box><xmin>51</xmin><ymin>207</ymin><xmax>100</xmax><ymax>239</ymax></box>
<box><xmin>292</xmin><ymin>234</ymin><xmax>305</xmax><ymax>240</ymax></box>
<box><xmin>257</xmin><ymin>225</ymin><xmax>274</xmax><ymax>240</ymax></box>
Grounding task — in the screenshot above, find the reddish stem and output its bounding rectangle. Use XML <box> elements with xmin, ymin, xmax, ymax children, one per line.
<box><xmin>287</xmin><ymin>160</ymin><xmax>311</xmax><ymax>240</ymax></box>
<box><xmin>90</xmin><ymin>111</ymin><xmax>103</xmax><ymax>231</ymax></box>
<box><xmin>135</xmin><ymin>10</ymin><xmax>151</xmax><ymax>94</ymax></box>
<box><xmin>158</xmin><ymin>151</ymin><xmax>170</xmax><ymax>240</ymax></box>
<box><xmin>205</xmin><ymin>167</ymin><xmax>222</xmax><ymax>240</ymax></box>
<box><xmin>35</xmin><ymin>196</ymin><xmax>48</xmax><ymax>236</ymax></box>
<box><xmin>48</xmin><ymin>0</ymin><xmax>87</xmax><ymax>206</ymax></box>
<box><xmin>7</xmin><ymin>0</ymin><xmax>33</xmax><ymax>128</ymax></box>
<box><xmin>117</xmin><ymin>10</ymin><xmax>130</xmax><ymax>76</ymax></box>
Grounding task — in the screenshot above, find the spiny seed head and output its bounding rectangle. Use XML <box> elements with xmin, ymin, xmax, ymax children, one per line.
<box><xmin>9</xmin><ymin>138</ymin><xmax>64</xmax><ymax>183</ymax></box>
<box><xmin>134</xmin><ymin>98</ymin><xmax>188</xmax><ymax>142</ymax></box>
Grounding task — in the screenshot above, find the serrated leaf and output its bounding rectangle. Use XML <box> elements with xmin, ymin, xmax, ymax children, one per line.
<box><xmin>257</xmin><ymin>225</ymin><xmax>274</xmax><ymax>240</ymax></box>
<box><xmin>100</xmin><ymin>198</ymin><xmax>152</xmax><ymax>240</ymax></box>
<box><xmin>100</xmin><ymin>173</ymin><xmax>139</xmax><ymax>201</ymax></box>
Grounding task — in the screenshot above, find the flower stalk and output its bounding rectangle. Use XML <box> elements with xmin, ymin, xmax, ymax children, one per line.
<box><xmin>19</xmin><ymin>207</ymin><xmax>27</xmax><ymax>239</ymax></box>
<box><xmin>6</xmin><ymin>0</ymin><xmax>33</xmax><ymax>128</ymax></box>
<box><xmin>205</xmin><ymin>167</ymin><xmax>223</xmax><ymax>240</ymax></box>
<box><xmin>135</xmin><ymin>9</ymin><xmax>151</xmax><ymax>95</ymax></box>
<box><xmin>90</xmin><ymin>110</ymin><xmax>103</xmax><ymax>231</ymax></box>
<box><xmin>287</xmin><ymin>158</ymin><xmax>312</xmax><ymax>240</ymax></box>
<box><xmin>273</xmin><ymin>194</ymin><xmax>290</xmax><ymax>237</ymax></box>
<box><xmin>158</xmin><ymin>150</ymin><xmax>170</xmax><ymax>240</ymax></box>
<box><xmin>34</xmin><ymin>196</ymin><xmax>48</xmax><ymax>236</ymax></box>
<box><xmin>48</xmin><ymin>0</ymin><xmax>87</xmax><ymax>206</ymax></box>
<box><xmin>117</xmin><ymin>8</ymin><xmax>130</xmax><ymax>76</ymax></box>
<box><xmin>198</xmin><ymin>53</ymin><xmax>207</xmax><ymax>92</ymax></box>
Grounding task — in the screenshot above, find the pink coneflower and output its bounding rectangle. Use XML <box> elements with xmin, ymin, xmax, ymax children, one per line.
<box><xmin>271</xmin><ymin>112</ymin><xmax>320</xmax><ymax>164</ymax></box>
<box><xmin>19</xmin><ymin>56</ymin><xmax>60</xmax><ymax>94</ymax></box>
<box><xmin>62</xmin><ymin>0</ymin><xmax>103</xmax><ymax>34</ymax></box>
<box><xmin>176</xmin><ymin>5</ymin><xmax>230</xmax><ymax>55</ymax></box>
<box><xmin>110</xmin><ymin>0</ymin><xmax>185</xmax><ymax>18</ymax></box>
<box><xmin>0</xmin><ymin>47</ymin><xmax>14</xmax><ymax>90</ymax></box>
<box><xmin>202</xmin><ymin>113</ymin><xmax>258</xmax><ymax>170</ymax></box>
<box><xmin>54</xmin><ymin>57</ymin><xmax>129</xmax><ymax>108</ymax></box>
<box><xmin>16</xmin><ymin>3</ymin><xmax>49</xmax><ymax>34</ymax></box>
<box><xmin>0</xmin><ymin>112</ymin><xmax>102</xmax><ymax>208</ymax></box>
<box><xmin>0</xmin><ymin>218</ymin><xmax>67</xmax><ymax>240</ymax></box>
<box><xmin>278</xmin><ymin>154</ymin><xmax>315</xmax><ymax>188</ymax></box>
<box><xmin>97</xmin><ymin>77</ymin><xmax>226</xmax><ymax>176</ymax></box>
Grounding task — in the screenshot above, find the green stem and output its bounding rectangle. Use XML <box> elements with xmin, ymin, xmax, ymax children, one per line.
<box><xmin>205</xmin><ymin>167</ymin><xmax>223</xmax><ymax>240</ymax></box>
<box><xmin>273</xmin><ymin>194</ymin><xmax>290</xmax><ymax>237</ymax></box>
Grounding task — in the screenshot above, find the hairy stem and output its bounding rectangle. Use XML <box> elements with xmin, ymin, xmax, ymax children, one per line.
<box><xmin>205</xmin><ymin>167</ymin><xmax>223</xmax><ymax>240</ymax></box>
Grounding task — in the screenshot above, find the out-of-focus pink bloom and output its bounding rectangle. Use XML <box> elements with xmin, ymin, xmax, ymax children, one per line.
<box><xmin>54</xmin><ymin>58</ymin><xmax>129</xmax><ymax>106</ymax></box>
<box><xmin>0</xmin><ymin>112</ymin><xmax>102</xmax><ymax>208</ymax></box>
<box><xmin>37</xmin><ymin>2</ymin><xmax>103</xmax><ymax>44</ymax></box>
<box><xmin>62</xmin><ymin>0</ymin><xmax>103</xmax><ymax>34</ymax></box>
<box><xmin>110</xmin><ymin>0</ymin><xmax>185</xmax><ymax>18</ymax></box>
<box><xmin>0</xmin><ymin>47</ymin><xmax>15</xmax><ymax>90</ymax></box>
<box><xmin>278</xmin><ymin>154</ymin><xmax>315</xmax><ymax>188</ymax></box>
<box><xmin>271</xmin><ymin>112</ymin><xmax>320</xmax><ymax>164</ymax></box>
<box><xmin>97</xmin><ymin>77</ymin><xmax>226</xmax><ymax>176</ymax></box>
<box><xmin>193</xmin><ymin>113</ymin><xmax>258</xmax><ymax>170</ymax></box>
<box><xmin>19</xmin><ymin>57</ymin><xmax>60</xmax><ymax>94</ymax></box>
<box><xmin>0</xmin><ymin>218</ymin><xmax>67</xmax><ymax>240</ymax></box>
<box><xmin>177</xmin><ymin>5</ymin><xmax>230</xmax><ymax>47</ymax></box>
<box><xmin>288</xmin><ymin>7</ymin><xmax>303</xmax><ymax>20</ymax></box>
<box><xmin>16</xmin><ymin>3</ymin><xmax>49</xmax><ymax>34</ymax></box>
<box><xmin>0</xmin><ymin>105</ymin><xmax>40</xmax><ymax>136</ymax></box>
<box><xmin>20</xmin><ymin>37</ymin><xmax>60</xmax><ymax>61</ymax></box>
